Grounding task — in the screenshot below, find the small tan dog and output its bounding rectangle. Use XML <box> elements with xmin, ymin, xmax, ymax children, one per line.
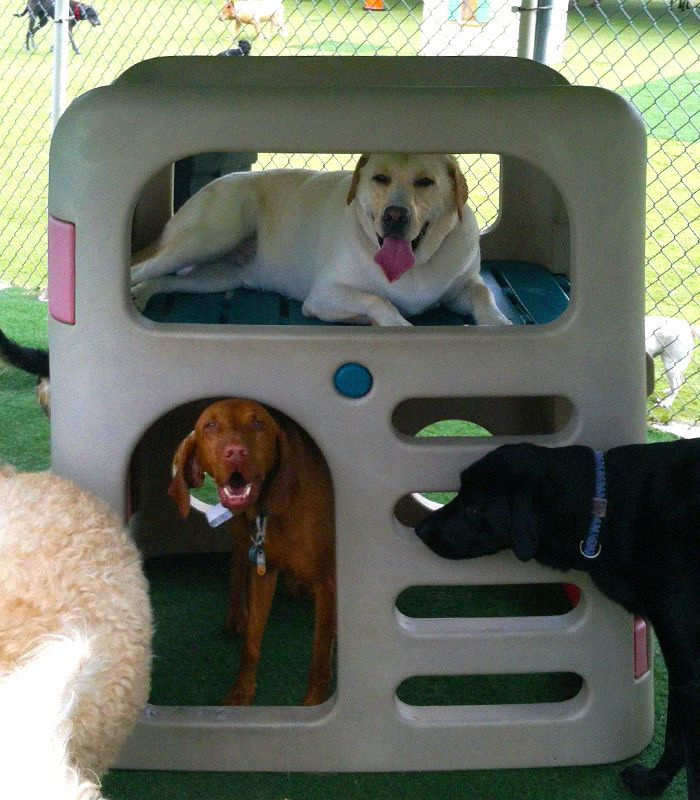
<box><xmin>217</xmin><ymin>0</ymin><xmax>286</xmax><ymax>38</ymax></box>
<box><xmin>0</xmin><ymin>466</ymin><xmax>152</xmax><ymax>799</ymax></box>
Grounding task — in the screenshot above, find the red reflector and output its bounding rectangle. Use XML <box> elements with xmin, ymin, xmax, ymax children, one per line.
<box><xmin>634</xmin><ymin>616</ymin><xmax>649</xmax><ymax>678</ymax></box>
<box><xmin>48</xmin><ymin>216</ymin><xmax>76</xmax><ymax>325</ymax></box>
<box><xmin>563</xmin><ymin>583</ymin><xmax>581</xmax><ymax>607</ymax></box>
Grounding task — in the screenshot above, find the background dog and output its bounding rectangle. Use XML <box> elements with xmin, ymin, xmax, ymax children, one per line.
<box><xmin>14</xmin><ymin>0</ymin><xmax>101</xmax><ymax>54</ymax></box>
<box><xmin>0</xmin><ymin>327</ymin><xmax>50</xmax><ymax>414</ymax></box>
<box><xmin>216</xmin><ymin>37</ymin><xmax>251</xmax><ymax>56</ymax></box>
<box><xmin>645</xmin><ymin>315</ymin><xmax>699</xmax><ymax>408</ymax></box>
<box><xmin>169</xmin><ymin>398</ymin><xmax>335</xmax><ymax>706</ymax></box>
<box><xmin>217</xmin><ymin>0</ymin><xmax>286</xmax><ymax>39</ymax></box>
<box><xmin>415</xmin><ymin>439</ymin><xmax>700</xmax><ymax>799</ymax></box>
<box><xmin>131</xmin><ymin>154</ymin><xmax>511</xmax><ymax>327</ymax></box>
<box><xmin>0</xmin><ymin>465</ymin><xmax>152</xmax><ymax>799</ymax></box>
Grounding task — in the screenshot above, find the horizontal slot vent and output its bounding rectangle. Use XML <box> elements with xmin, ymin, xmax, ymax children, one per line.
<box><xmin>393</xmin><ymin>396</ymin><xmax>573</xmax><ymax>437</ymax></box>
<box><xmin>397</xmin><ymin>584</ymin><xmax>577</xmax><ymax>619</ymax></box>
<box><xmin>397</xmin><ymin>673</ymin><xmax>583</xmax><ymax>706</ymax></box>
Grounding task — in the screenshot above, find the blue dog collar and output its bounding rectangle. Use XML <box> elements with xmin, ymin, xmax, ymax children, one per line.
<box><xmin>580</xmin><ymin>449</ymin><xmax>606</xmax><ymax>559</ymax></box>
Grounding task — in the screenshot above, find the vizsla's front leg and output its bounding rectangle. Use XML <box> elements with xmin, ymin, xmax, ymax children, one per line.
<box><xmin>225</xmin><ymin>537</ymin><xmax>249</xmax><ymax>636</ymax></box>
<box><xmin>224</xmin><ymin>567</ymin><xmax>278</xmax><ymax>705</ymax></box>
<box><xmin>302</xmin><ymin>579</ymin><xmax>337</xmax><ymax>706</ymax></box>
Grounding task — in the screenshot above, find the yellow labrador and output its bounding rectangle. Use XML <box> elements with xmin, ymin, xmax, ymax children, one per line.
<box><xmin>131</xmin><ymin>153</ymin><xmax>511</xmax><ymax>327</ymax></box>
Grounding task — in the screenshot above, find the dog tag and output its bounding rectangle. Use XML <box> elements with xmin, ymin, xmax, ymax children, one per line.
<box><xmin>256</xmin><ymin>548</ymin><xmax>266</xmax><ymax>576</ymax></box>
<box><xmin>248</xmin><ymin>544</ymin><xmax>266</xmax><ymax>576</ymax></box>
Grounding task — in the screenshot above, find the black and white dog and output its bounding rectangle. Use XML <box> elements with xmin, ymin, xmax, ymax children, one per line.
<box><xmin>14</xmin><ymin>0</ymin><xmax>100</xmax><ymax>54</ymax></box>
<box><xmin>0</xmin><ymin>328</ymin><xmax>49</xmax><ymax>414</ymax></box>
<box><xmin>416</xmin><ymin>440</ymin><xmax>700</xmax><ymax>799</ymax></box>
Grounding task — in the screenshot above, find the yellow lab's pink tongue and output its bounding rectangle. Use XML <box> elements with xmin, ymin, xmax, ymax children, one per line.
<box><xmin>374</xmin><ymin>237</ymin><xmax>415</xmax><ymax>282</ymax></box>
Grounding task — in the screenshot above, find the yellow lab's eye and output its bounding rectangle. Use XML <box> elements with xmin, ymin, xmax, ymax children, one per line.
<box><xmin>203</xmin><ymin>420</ymin><xmax>218</xmax><ymax>432</ymax></box>
<box><xmin>372</xmin><ymin>174</ymin><xmax>390</xmax><ymax>185</ymax></box>
<box><xmin>414</xmin><ymin>177</ymin><xmax>435</xmax><ymax>188</ymax></box>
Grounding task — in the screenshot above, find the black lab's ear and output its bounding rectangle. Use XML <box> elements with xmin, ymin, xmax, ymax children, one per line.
<box><xmin>511</xmin><ymin>494</ymin><xmax>539</xmax><ymax>561</ymax></box>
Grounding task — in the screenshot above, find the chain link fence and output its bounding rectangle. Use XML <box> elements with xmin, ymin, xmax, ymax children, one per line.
<box><xmin>1</xmin><ymin>0</ymin><xmax>698</xmax><ymax>428</ymax></box>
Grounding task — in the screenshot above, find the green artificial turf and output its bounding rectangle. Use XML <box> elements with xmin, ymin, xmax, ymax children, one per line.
<box><xmin>0</xmin><ymin>288</ymin><xmax>50</xmax><ymax>471</ymax></box>
<box><xmin>0</xmin><ymin>287</ymin><xmax>687</xmax><ymax>799</ymax></box>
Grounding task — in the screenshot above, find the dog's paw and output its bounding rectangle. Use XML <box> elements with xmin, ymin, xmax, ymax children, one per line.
<box><xmin>370</xmin><ymin>309</ymin><xmax>412</xmax><ymax>326</ymax></box>
<box><xmin>487</xmin><ymin>310</ymin><xmax>514</xmax><ymax>326</ymax></box>
<box><xmin>472</xmin><ymin>307</ymin><xmax>513</xmax><ymax>326</ymax></box>
<box><xmin>620</xmin><ymin>763</ymin><xmax>673</xmax><ymax>796</ymax></box>
<box><xmin>223</xmin><ymin>684</ymin><xmax>254</xmax><ymax>706</ymax></box>
<box><xmin>382</xmin><ymin>317</ymin><xmax>413</xmax><ymax>327</ymax></box>
<box><xmin>302</xmin><ymin>688</ymin><xmax>327</xmax><ymax>706</ymax></box>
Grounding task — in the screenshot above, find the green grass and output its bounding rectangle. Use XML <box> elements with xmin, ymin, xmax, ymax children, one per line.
<box><xmin>0</xmin><ymin>288</ymin><xmax>688</xmax><ymax>798</ymax></box>
<box><xmin>0</xmin><ymin>288</ymin><xmax>50</xmax><ymax>470</ymax></box>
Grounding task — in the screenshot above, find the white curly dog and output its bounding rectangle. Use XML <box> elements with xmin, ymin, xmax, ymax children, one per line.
<box><xmin>0</xmin><ymin>466</ymin><xmax>152</xmax><ymax>800</ymax></box>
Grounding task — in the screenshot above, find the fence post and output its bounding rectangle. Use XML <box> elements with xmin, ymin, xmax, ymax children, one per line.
<box><xmin>515</xmin><ymin>0</ymin><xmax>538</xmax><ymax>58</ymax></box>
<box><xmin>52</xmin><ymin>0</ymin><xmax>70</xmax><ymax>129</ymax></box>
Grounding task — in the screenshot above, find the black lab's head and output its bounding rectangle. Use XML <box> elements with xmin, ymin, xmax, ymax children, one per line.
<box><xmin>415</xmin><ymin>444</ymin><xmax>546</xmax><ymax>562</ymax></box>
<box><xmin>79</xmin><ymin>3</ymin><xmax>101</xmax><ymax>24</ymax></box>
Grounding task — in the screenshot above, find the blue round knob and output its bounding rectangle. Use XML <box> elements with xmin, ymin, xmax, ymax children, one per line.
<box><xmin>334</xmin><ymin>363</ymin><xmax>373</xmax><ymax>398</ymax></box>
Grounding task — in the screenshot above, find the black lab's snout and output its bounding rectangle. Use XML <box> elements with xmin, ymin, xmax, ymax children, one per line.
<box><xmin>382</xmin><ymin>205</ymin><xmax>410</xmax><ymax>235</ymax></box>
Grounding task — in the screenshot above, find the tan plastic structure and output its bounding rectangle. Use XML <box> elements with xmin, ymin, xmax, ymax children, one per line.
<box><xmin>47</xmin><ymin>56</ymin><xmax>652</xmax><ymax>772</ymax></box>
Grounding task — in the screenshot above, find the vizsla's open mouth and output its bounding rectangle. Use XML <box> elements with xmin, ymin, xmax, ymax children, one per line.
<box><xmin>219</xmin><ymin>471</ymin><xmax>258</xmax><ymax>509</ymax></box>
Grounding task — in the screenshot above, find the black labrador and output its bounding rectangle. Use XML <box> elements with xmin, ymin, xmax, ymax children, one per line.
<box><xmin>216</xmin><ymin>39</ymin><xmax>251</xmax><ymax>56</ymax></box>
<box><xmin>415</xmin><ymin>440</ymin><xmax>700</xmax><ymax>799</ymax></box>
<box><xmin>14</xmin><ymin>0</ymin><xmax>100</xmax><ymax>54</ymax></box>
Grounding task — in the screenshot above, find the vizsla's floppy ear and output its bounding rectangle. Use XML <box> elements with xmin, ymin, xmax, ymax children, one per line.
<box><xmin>446</xmin><ymin>156</ymin><xmax>468</xmax><ymax>222</ymax></box>
<box><xmin>265</xmin><ymin>427</ymin><xmax>298</xmax><ymax>515</ymax></box>
<box><xmin>168</xmin><ymin>431</ymin><xmax>204</xmax><ymax>519</ymax></box>
<box><xmin>347</xmin><ymin>154</ymin><xmax>370</xmax><ymax>205</ymax></box>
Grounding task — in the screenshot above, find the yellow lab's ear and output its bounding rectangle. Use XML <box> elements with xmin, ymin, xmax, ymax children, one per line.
<box><xmin>168</xmin><ymin>431</ymin><xmax>204</xmax><ymax>519</ymax></box>
<box><xmin>347</xmin><ymin>154</ymin><xmax>370</xmax><ymax>205</ymax></box>
<box><xmin>446</xmin><ymin>156</ymin><xmax>468</xmax><ymax>222</ymax></box>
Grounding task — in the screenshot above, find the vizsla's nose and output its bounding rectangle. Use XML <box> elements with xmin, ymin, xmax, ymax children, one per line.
<box><xmin>382</xmin><ymin>205</ymin><xmax>410</xmax><ymax>234</ymax></box>
<box><xmin>223</xmin><ymin>442</ymin><xmax>248</xmax><ymax>462</ymax></box>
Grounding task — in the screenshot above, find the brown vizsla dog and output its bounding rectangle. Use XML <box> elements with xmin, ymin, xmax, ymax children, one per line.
<box><xmin>169</xmin><ymin>398</ymin><xmax>335</xmax><ymax>706</ymax></box>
